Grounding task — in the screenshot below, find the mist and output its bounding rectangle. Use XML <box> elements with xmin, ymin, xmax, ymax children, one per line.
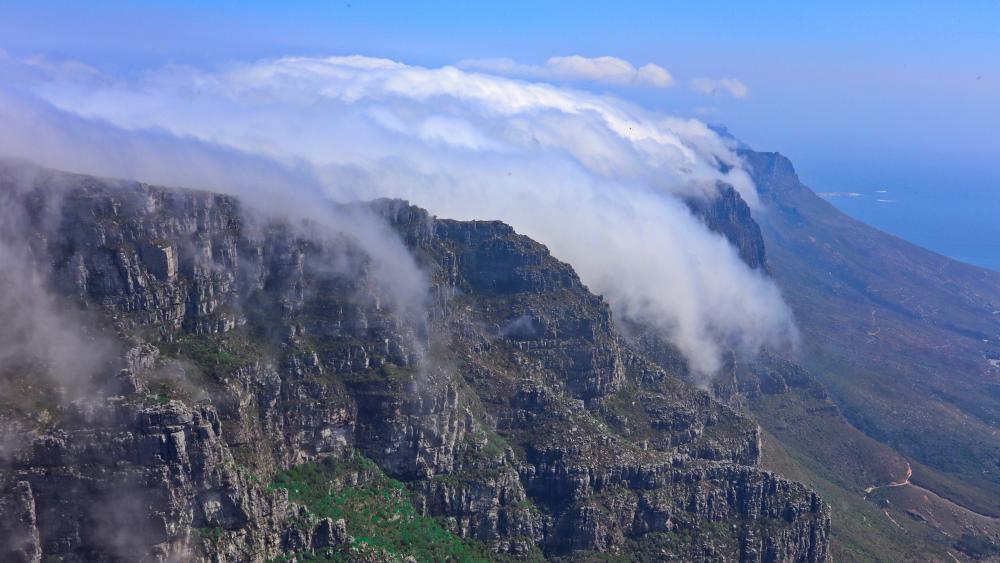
<box><xmin>0</xmin><ymin>53</ymin><xmax>798</xmax><ymax>375</ymax></box>
<box><xmin>0</xmin><ymin>86</ymin><xmax>428</xmax><ymax>326</ymax></box>
<box><xmin>0</xmin><ymin>170</ymin><xmax>117</xmax><ymax>398</ymax></box>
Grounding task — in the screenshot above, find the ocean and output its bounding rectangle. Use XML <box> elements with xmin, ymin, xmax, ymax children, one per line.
<box><xmin>790</xmin><ymin>151</ymin><xmax>1000</xmax><ymax>273</ymax></box>
<box><xmin>819</xmin><ymin>184</ymin><xmax>999</xmax><ymax>272</ymax></box>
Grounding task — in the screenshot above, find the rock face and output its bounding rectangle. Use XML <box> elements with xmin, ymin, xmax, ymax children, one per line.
<box><xmin>687</xmin><ymin>183</ymin><xmax>768</xmax><ymax>271</ymax></box>
<box><xmin>0</xmin><ymin>400</ymin><xmax>297</xmax><ymax>561</ymax></box>
<box><xmin>0</xmin><ymin>164</ymin><xmax>830</xmax><ymax>561</ymax></box>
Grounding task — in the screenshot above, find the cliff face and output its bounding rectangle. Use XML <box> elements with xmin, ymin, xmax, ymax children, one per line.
<box><xmin>687</xmin><ymin>183</ymin><xmax>768</xmax><ymax>272</ymax></box>
<box><xmin>0</xmin><ymin>164</ymin><xmax>829</xmax><ymax>562</ymax></box>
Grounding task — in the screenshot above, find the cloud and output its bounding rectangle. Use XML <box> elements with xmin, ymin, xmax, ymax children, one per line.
<box><xmin>0</xmin><ymin>87</ymin><xmax>429</xmax><ymax>333</ymax></box>
<box><xmin>35</xmin><ymin>55</ymin><xmax>747</xmax><ymax>203</ymax></box>
<box><xmin>458</xmin><ymin>55</ymin><xmax>674</xmax><ymax>88</ymax></box>
<box><xmin>0</xmin><ymin>53</ymin><xmax>795</xmax><ymax>375</ymax></box>
<box><xmin>691</xmin><ymin>77</ymin><xmax>749</xmax><ymax>98</ymax></box>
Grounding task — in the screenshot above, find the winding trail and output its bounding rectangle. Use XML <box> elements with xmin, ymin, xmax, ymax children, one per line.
<box><xmin>864</xmin><ymin>462</ymin><xmax>912</xmax><ymax>494</ymax></box>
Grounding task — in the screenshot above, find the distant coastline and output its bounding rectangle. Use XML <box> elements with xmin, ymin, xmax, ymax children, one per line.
<box><xmin>820</xmin><ymin>187</ymin><xmax>998</xmax><ymax>272</ymax></box>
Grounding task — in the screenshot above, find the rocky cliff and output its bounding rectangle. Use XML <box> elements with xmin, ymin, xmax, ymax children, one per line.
<box><xmin>686</xmin><ymin>183</ymin><xmax>768</xmax><ymax>272</ymax></box>
<box><xmin>0</xmin><ymin>163</ymin><xmax>830</xmax><ymax>562</ymax></box>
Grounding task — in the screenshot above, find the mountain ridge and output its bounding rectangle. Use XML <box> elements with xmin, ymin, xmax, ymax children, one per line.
<box><xmin>3</xmin><ymin>146</ymin><xmax>998</xmax><ymax>561</ymax></box>
<box><xmin>737</xmin><ymin>149</ymin><xmax>1000</xmax><ymax>561</ymax></box>
<box><xmin>0</xmin><ymin>161</ymin><xmax>830</xmax><ymax>562</ymax></box>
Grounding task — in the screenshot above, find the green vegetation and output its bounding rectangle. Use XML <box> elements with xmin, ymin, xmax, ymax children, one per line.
<box><xmin>197</xmin><ymin>526</ymin><xmax>225</xmax><ymax>541</ymax></box>
<box><xmin>270</xmin><ymin>452</ymin><xmax>492</xmax><ymax>562</ymax></box>
<box><xmin>752</xmin><ymin>392</ymin><xmax>950</xmax><ymax>561</ymax></box>
<box><xmin>168</xmin><ymin>330</ymin><xmax>263</xmax><ymax>381</ymax></box>
<box><xmin>955</xmin><ymin>534</ymin><xmax>1000</xmax><ymax>559</ymax></box>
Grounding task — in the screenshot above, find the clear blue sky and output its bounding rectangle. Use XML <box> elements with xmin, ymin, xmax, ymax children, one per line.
<box><xmin>2</xmin><ymin>0</ymin><xmax>999</xmax><ymax>266</ymax></box>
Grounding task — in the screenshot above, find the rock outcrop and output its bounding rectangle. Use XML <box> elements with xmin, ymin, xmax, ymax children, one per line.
<box><xmin>687</xmin><ymin>183</ymin><xmax>768</xmax><ymax>272</ymax></box>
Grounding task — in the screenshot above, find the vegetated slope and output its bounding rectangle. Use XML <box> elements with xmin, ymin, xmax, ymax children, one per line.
<box><xmin>724</xmin><ymin>353</ymin><xmax>1000</xmax><ymax>562</ymax></box>
<box><xmin>741</xmin><ymin>149</ymin><xmax>1000</xmax><ymax>560</ymax></box>
<box><xmin>0</xmin><ymin>161</ymin><xmax>829</xmax><ymax>562</ymax></box>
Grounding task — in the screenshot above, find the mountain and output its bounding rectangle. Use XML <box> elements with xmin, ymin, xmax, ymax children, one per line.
<box><xmin>748</xmin><ymin>149</ymin><xmax>1000</xmax><ymax>507</ymax></box>
<box><xmin>1</xmin><ymin>143</ymin><xmax>998</xmax><ymax>562</ymax></box>
<box><xmin>613</xmin><ymin>149</ymin><xmax>1000</xmax><ymax>561</ymax></box>
<box><xmin>0</xmin><ymin>162</ymin><xmax>829</xmax><ymax>562</ymax></box>
<box><xmin>725</xmin><ymin>151</ymin><xmax>1000</xmax><ymax>561</ymax></box>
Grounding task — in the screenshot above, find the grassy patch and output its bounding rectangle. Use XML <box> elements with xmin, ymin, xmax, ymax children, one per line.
<box><xmin>270</xmin><ymin>453</ymin><xmax>491</xmax><ymax>562</ymax></box>
<box><xmin>166</xmin><ymin>330</ymin><xmax>263</xmax><ymax>381</ymax></box>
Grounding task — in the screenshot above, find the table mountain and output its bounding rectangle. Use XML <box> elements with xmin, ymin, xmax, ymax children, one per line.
<box><xmin>0</xmin><ymin>162</ymin><xmax>830</xmax><ymax>562</ymax></box>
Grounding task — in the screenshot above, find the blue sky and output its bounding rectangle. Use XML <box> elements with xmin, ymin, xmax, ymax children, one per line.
<box><xmin>2</xmin><ymin>1</ymin><xmax>997</xmax><ymax>163</ymax></box>
<box><xmin>2</xmin><ymin>0</ymin><xmax>999</xmax><ymax>267</ymax></box>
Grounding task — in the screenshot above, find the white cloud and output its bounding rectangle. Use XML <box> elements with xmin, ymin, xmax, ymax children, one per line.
<box><xmin>691</xmin><ymin>77</ymin><xmax>750</xmax><ymax>98</ymax></box>
<box><xmin>0</xmin><ymin>88</ymin><xmax>430</xmax><ymax>330</ymax></box>
<box><xmin>458</xmin><ymin>55</ymin><xmax>674</xmax><ymax>88</ymax></box>
<box><xmin>1</xmin><ymin>54</ymin><xmax>795</xmax><ymax>375</ymax></box>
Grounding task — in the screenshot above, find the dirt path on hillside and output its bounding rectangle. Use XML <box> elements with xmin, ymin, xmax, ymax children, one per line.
<box><xmin>864</xmin><ymin>462</ymin><xmax>912</xmax><ymax>494</ymax></box>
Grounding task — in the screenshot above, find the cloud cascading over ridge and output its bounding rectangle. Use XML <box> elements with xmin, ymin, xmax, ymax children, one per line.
<box><xmin>0</xmin><ymin>53</ymin><xmax>795</xmax><ymax>375</ymax></box>
<box><xmin>457</xmin><ymin>55</ymin><xmax>674</xmax><ymax>88</ymax></box>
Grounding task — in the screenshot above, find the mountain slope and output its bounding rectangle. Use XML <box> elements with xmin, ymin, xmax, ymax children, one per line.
<box><xmin>742</xmin><ymin>150</ymin><xmax>1000</xmax><ymax>559</ymax></box>
<box><xmin>634</xmin><ymin>147</ymin><xmax>1000</xmax><ymax>561</ymax></box>
<box><xmin>0</xmin><ymin>162</ymin><xmax>830</xmax><ymax>562</ymax></box>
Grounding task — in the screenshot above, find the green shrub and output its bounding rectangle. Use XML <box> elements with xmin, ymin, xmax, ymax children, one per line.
<box><xmin>270</xmin><ymin>453</ymin><xmax>491</xmax><ymax>562</ymax></box>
